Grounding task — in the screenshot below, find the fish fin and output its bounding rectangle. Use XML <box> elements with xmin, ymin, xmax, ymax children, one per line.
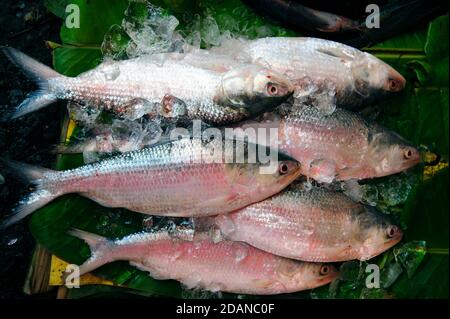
<box><xmin>316</xmin><ymin>47</ymin><xmax>355</xmax><ymax>61</ymax></box>
<box><xmin>129</xmin><ymin>260</ymin><xmax>152</xmax><ymax>273</ymax></box>
<box><xmin>197</xmin><ymin>192</ymin><xmax>247</xmax><ymax>212</ymax></box>
<box><xmin>309</xmin><ymin>159</ymin><xmax>337</xmax><ymax>184</ymax></box>
<box><xmin>195</xmin><ymin>194</ymin><xmax>240</xmax><ymax>211</ymax></box>
<box><xmin>67</xmin><ymin>228</ymin><xmax>111</xmax><ymax>276</ymax></box>
<box><xmin>67</xmin><ymin>228</ymin><xmax>109</xmax><ymax>251</ymax></box>
<box><xmin>335</xmin><ymin>167</ymin><xmax>362</xmax><ymax>181</ymax></box>
<box><xmin>253</xmin><ymin>278</ymin><xmax>278</xmax><ymax>290</ymax></box>
<box><xmin>129</xmin><ymin>260</ymin><xmax>170</xmax><ymax>280</ymax></box>
<box><xmin>0</xmin><ymin>158</ymin><xmax>58</xmax><ymax>228</ymax></box>
<box><xmin>1</xmin><ymin>46</ymin><xmax>60</xmax><ymax>121</ymax></box>
<box><xmin>0</xmin><ymin>189</ymin><xmax>57</xmax><ymax>229</ymax></box>
<box><xmin>0</xmin><ymin>157</ymin><xmax>54</xmax><ymax>184</ymax></box>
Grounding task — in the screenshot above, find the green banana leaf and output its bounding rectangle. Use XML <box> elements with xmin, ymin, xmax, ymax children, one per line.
<box><xmin>26</xmin><ymin>0</ymin><xmax>448</xmax><ymax>298</ymax></box>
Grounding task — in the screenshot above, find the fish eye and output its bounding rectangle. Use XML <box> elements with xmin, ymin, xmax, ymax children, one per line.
<box><xmin>403</xmin><ymin>149</ymin><xmax>413</xmax><ymax>159</ymax></box>
<box><xmin>319</xmin><ymin>265</ymin><xmax>329</xmax><ymax>276</ymax></box>
<box><xmin>267</xmin><ymin>83</ymin><xmax>278</xmax><ymax>96</ymax></box>
<box><xmin>386</xmin><ymin>225</ymin><xmax>399</xmax><ymax>239</ymax></box>
<box><xmin>388</xmin><ymin>79</ymin><xmax>399</xmax><ymax>91</ymax></box>
<box><xmin>278</xmin><ymin>162</ymin><xmax>289</xmax><ymax>174</ymax></box>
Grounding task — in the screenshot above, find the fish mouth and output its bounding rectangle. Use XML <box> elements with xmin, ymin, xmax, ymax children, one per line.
<box><xmin>386</xmin><ymin>69</ymin><xmax>406</xmax><ymax>93</ymax></box>
<box><xmin>407</xmin><ymin>153</ymin><xmax>422</xmax><ymax>167</ymax></box>
<box><xmin>318</xmin><ymin>266</ymin><xmax>340</xmax><ymax>285</ymax></box>
<box><xmin>364</xmin><ymin>234</ymin><xmax>403</xmax><ymax>261</ymax></box>
<box><xmin>400</xmin><ymin>147</ymin><xmax>422</xmax><ymax>171</ymax></box>
<box><xmin>386</xmin><ymin>228</ymin><xmax>403</xmax><ymax>247</ymax></box>
<box><xmin>377</xmin><ymin>237</ymin><xmax>402</xmax><ymax>257</ymax></box>
<box><xmin>278</xmin><ymin>161</ymin><xmax>303</xmax><ymax>185</ymax></box>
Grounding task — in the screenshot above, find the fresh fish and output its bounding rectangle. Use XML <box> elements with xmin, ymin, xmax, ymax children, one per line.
<box><xmin>1</xmin><ymin>47</ymin><xmax>294</xmax><ymax>124</ymax></box>
<box><xmin>212</xmin><ymin>37</ymin><xmax>406</xmax><ymax>109</ymax></box>
<box><xmin>0</xmin><ymin>138</ymin><xmax>302</xmax><ymax>227</ymax></box>
<box><xmin>231</xmin><ymin>105</ymin><xmax>420</xmax><ymax>183</ymax></box>
<box><xmin>68</xmin><ymin>228</ymin><xmax>339</xmax><ymax>294</ymax></box>
<box><xmin>200</xmin><ymin>185</ymin><xmax>403</xmax><ymax>262</ymax></box>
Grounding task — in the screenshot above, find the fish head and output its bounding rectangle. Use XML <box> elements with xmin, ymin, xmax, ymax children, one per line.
<box><xmin>278</xmin><ymin>262</ymin><xmax>339</xmax><ymax>290</ymax></box>
<box><xmin>352</xmin><ymin>53</ymin><xmax>406</xmax><ymax>98</ymax></box>
<box><xmin>253</xmin><ymin>154</ymin><xmax>302</xmax><ymax>191</ymax></box>
<box><xmin>221</xmin><ymin>65</ymin><xmax>294</xmax><ymax>115</ymax></box>
<box><xmin>366</xmin><ymin>127</ymin><xmax>421</xmax><ymax>177</ymax></box>
<box><xmin>355</xmin><ymin>206</ymin><xmax>403</xmax><ymax>260</ymax></box>
<box><xmin>227</xmin><ymin>150</ymin><xmax>302</xmax><ymax>198</ymax></box>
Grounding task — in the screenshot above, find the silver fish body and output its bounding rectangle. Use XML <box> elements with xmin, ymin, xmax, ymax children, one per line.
<box><xmin>213</xmin><ymin>37</ymin><xmax>406</xmax><ymax>109</ymax></box>
<box><xmin>54</xmin><ymin>57</ymin><xmax>293</xmax><ymax>123</ymax></box>
<box><xmin>1</xmin><ymin>138</ymin><xmax>302</xmax><ymax>227</ymax></box>
<box><xmin>231</xmin><ymin>105</ymin><xmax>420</xmax><ymax>182</ymax></box>
<box><xmin>69</xmin><ymin>229</ymin><xmax>339</xmax><ymax>295</ymax></box>
<box><xmin>205</xmin><ymin>186</ymin><xmax>403</xmax><ymax>262</ymax></box>
<box><xmin>1</xmin><ymin>47</ymin><xmax>294</xmax><ymax>124</ymax></box>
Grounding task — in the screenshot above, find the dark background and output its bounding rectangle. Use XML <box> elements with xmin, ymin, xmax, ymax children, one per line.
<box><xmin>0</xmin><ymin>0</ymin><xmax>60</xmax><ymax>299</ymax></box>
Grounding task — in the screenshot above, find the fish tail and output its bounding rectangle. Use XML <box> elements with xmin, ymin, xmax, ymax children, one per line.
<box><xmin>0</xmin><ymin>158</ymin><xmax>58</xmax><ymax>228</ymax></box>
<box><xmin>1</xmin><ymin>46</ymin><xmax>61</xmax><ymax>121</ymax></box>
<box><xmin>67</xmin><ymin>228</ymin><xmax>112</xmax><ymax>275</ymax></box>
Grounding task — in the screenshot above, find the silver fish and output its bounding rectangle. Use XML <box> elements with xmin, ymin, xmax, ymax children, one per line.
<box><xmin>201</xmin><ymin>185</ymin><xmax>403</xmax><ymax>262</ymax></box>
<box><xmin>1</xmin><ymin>47</ymin><xmax>294</xmax><ymax>124</ymax></box>
<box><xmin>212</xmin><ymin>37</ymin><xmax>406</xmax><ymax>109</ymax></box>
<box><xmin>231</xmin><ymin>106</ymin><xmax>420</xmax><ymax>183</ymax></box>
<box><xmin>68</xmin><ymin>228</ymin><xmax>339</xmax><ymax>295</ymax></box>
<box><xmin>0</xmin><ymin>138</ymin><xmax>302</xmax><ymax>227</ymax></box>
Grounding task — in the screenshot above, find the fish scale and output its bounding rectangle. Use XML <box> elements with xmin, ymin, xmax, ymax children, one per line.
<box><xmin>69</xmin><ymin>229</ymin><xmax>339</xmax><ymax>295</ymax></box>
<box><xmin>54</xmin><ymin>58</ymin><xmax>230</xmax><ymax>121</ymax></box>
<box><xmin>1</xmin><ymin>47</ymin><xmax>294</xmax><ymax>124</ymax></box>
<box><xmin>232</xmin><ymin>104</ymin><xmax>420</xmax><ymax>182</ymax></box>
<box><xmin>246</xmin><ymin>38</ymin><xmax>352</xmax><ymax>93</ymax></box>
<box><xmin>281</xmin><ymin>107</ymin><xmax>370</xmax><ymax>168</ymax></box>
<box><xmin>213</xmin><ymin>37</ymin><xmax>406</xmax><ymax>109</ymax></box>
<box><xmin>1</xmin><ymin>138</ymin><xmax>302</xmax><ymax>227</ymax></box>
<box><xmin>208</xmin><ymin>186</ymin><xmax>403</xmax><ymax>262</ymax></box>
